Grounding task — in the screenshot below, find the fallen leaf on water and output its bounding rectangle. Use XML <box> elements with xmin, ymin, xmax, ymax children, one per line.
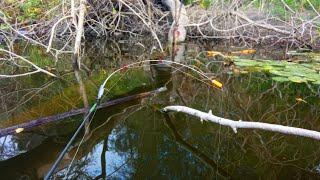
<box><xmin>231</xmin><ymin>49</ymin><xmax>256</xmax><ymax>55</ymax></box>
<box><xmin>15</xmin><ymin>128</ymin><xmax>24</xmax><ymax>133</ymax></box>
<box><xmin>212</xmin><ymin>79</ymin><xmax>223</xmax><ymax>88</ymax></box>
<box><xmin>207</xmin><ymin>51</ymin><xmax>223</xmax><ymax>57</ymax></box>
<box><xmin>296</xmin><ymin>97</ymin><xmax>307</xmax><ymax>103</ymax></box>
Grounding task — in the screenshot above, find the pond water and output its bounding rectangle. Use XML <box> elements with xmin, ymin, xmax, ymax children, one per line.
<box><xmin>0</xmin><ymin>39</ymin><xmax>320</xmax><ymax>179</ymax></box>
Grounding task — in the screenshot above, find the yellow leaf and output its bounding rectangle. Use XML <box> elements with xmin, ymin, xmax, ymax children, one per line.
<box><xmin>15</xmin><ymin>128</ymin><xmax>24</xmax><ymax>133</ymax></box>
<box><xmin>296</xmin><ymin>97</ymin><xmax>307</xmax><ymax>103</ymax></box>
<box><xmin>212</xmin><ymin>79</ymin><xmax>223</xmax><ymax>88</ymax></box>
<box><xmin>207</xmin><ymin>51</ymin><xmax>223</xmax><ymax>57</ymax></box>
<box><xmin>231</xmin><ymin>49</ymin><xmax>256</xmax><ymax>55</ymax></box>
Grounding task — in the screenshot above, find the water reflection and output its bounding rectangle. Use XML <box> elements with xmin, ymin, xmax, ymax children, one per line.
<box><xmin>163</xmin><ymin>113</ymin><xmax>229</xmax><ymax>178</ymax></box>
<box><xmin>0</xmin><ymin>40</ymin><xmax>320</xmax><ymax>179</ymax></box>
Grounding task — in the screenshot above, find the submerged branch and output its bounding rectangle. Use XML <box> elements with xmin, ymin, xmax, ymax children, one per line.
<box><xmin>0</xmin><ymin>89</ymin><xmax>164</xmax><ymax>137</ymax></box>
<box><xmin>163</xmin><ymin>106</ymin><xmax>320</xmax><ymax>141</ymax></box>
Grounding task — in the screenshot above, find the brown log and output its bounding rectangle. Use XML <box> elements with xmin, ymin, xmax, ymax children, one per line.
<box><xmin>0</xmin><ymin>90</ymin><xmax>157</xmax><ymax>137</ymax></box>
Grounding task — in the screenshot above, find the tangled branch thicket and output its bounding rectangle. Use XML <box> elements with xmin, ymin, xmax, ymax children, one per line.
<box><xmin>186</xmin><ymin>0</ymin><xmax>320</xmax><ymax>48</ymax></box>
<box><xmin>0</xmin><ymin>0</ymin><xmax>320</xmax><ymax>56</ymax></box>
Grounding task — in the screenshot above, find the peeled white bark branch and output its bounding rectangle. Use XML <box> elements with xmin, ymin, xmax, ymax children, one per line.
<box><xmin>0</xmin><ymin>49</ymin><xmax>57</xmax><ymax>78</ymax></box>
<box><xmin>163</xmin><ymin>106</ymin><xmax>320</xmax><ymax>141</ymax></box>
<box><xmin>46</xmin><ymin>16</ymin><xmax>72</xmax><ymax>52</ymax></box>
<box><xmin>164</xmin><ymin>0</ymin><xmax>189</xmax><ymax>42</ymax></box>
<box><xmin>73</xmin><ymin>0</ymin><xmax>87</xmax><ymax>69</ymax></box>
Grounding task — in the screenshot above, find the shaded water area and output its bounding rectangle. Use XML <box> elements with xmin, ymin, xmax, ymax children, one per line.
<box><xmin>0</xmin><ymin>39</ymin><xmax>320</xmax><ymax>179</ymax></box>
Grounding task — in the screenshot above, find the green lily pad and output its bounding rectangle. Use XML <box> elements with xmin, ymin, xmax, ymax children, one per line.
<box><xmin>232</xmin><ymin>57</ymin><xmax>320</xmax><ymax>84</ymax></box>
<box><xmin>269</xmin><ymin>70</ymin><xmax>291</xmax><ymax>77</ymax></box>
<box><xmin>262</xmin><ymin>65</ymin><xmax>274</xmax><ymax>71</ymax></box>
<box><xmin>235</xmin><ymin>61</ymin><xmax>261</xmax><ymax>67</ymax></box>
<box><xmin>312</xmin><ymin>81</ymin><xmax>320</xmax><ymax>85</ymax></box>
<box><xmin>262</xmin><ymin>60</ymin><xmax>286</xmax><ymax>67</ymax></box>
<box><xmin>285</xmin><ymin>64</ymin><xmax>316</xmax><ymax>73</ymax></box>
<box><xmin>288</xmin><ymin>76</ymin><xmax>307</xmax><ymax>83</ymax></box>
<box><xmin>306</xmin><ymin>73</ymin><xmax>320</xmax><ymax>79</ymax></box>
<box><xmin>272</xmin><ymin>76</ymin><xmax>289</xmax><ymax>82</ymax></box>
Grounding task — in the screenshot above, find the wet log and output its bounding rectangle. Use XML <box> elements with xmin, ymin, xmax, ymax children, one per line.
<box><xmin>0</xmin><ymin>89</ymin><xmax>164</xmax><ymax>137</ymax></box>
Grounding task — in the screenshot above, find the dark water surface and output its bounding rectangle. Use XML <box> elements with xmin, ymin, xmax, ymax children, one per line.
<box><xmin>0</xmin><ymin>40</ymin><xmax>320</xmax><ymax>179</ymax></box>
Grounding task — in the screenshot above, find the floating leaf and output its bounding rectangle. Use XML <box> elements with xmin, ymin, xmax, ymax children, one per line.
<box><xmin>263</xmin><ymin>60</ymin><xmax>286</xmax><ymax>67</ymax></box>
<box><xmin>212</xmin><ymin>79</ymin><xmax>223</xmax><ymax>88</ymax></box>
<box><xmin>312</xmin><ymin>80</ymin><xmax>320</xmax><ymax>85</ymax></box>
<box><xmin>306</xmin><ymin>73</ymin><xmax>320</xmax><ymax>80</ymax></box>
<box><xmin>272</xmin><ymin>76</ymin><xmax>289</xmax><ymax>82</ymax></box>
<box><xmin>231</xmin><ymin>49</ymin><xmax>256</xmax><ymax>55</ymax></box>
<box><xmin>262</xmin><ymin>65</ymin><xmax>274</xmax><ymax>71</ymax></box>
<box><xmin>296</xmin><ymin>97</ymin><xmax>307</xmax><ymax>103</ymax></box>
<box><xmin>15</xmin><ymin>128</ymin><xmax>24</xmax><ymax>133</ymax></box>
<box><xmin>269</xmin><ymin>70</ymin><xmax>291</xmax><ymax>77</ymax></box>
<box><xmin>207</xmin><ymin>51</ymin><xmax>223</xmax><ymax>57</ymax></box>
<box><xmin>288</xmin><ymin>76</ymin><xmax>307</xmax><ymax>83</ymax></box>
<box><xmin>232</xmin><ymin>56</ymin><xmax>320</xmax><ymax>84</ymax></box>
<box><xmin>234</xmin><ymin>61</ymin><xmax>261</xmax><ymax>67</ymax></box>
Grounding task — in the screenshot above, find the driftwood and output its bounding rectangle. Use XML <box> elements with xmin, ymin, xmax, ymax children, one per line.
<box><xmin>0</xmin><ymin>89</ymin><xmax>162</xmax><ymax>137</ymax></box>
<box><xmin>163</xmin><ymin>106</ymin><xmax>320</xmax><ymax>141</ymax></box>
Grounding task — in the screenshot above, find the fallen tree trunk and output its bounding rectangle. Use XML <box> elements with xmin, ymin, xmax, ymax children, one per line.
<box><xmin>0</xmin><ymin>88</ymin><xmax>165</xmax><ymax>137</ymax></box>
<box><xmin>163</xmin><ymin>106</ymin><xmax>320</xmax><ymax>141</ymax></box>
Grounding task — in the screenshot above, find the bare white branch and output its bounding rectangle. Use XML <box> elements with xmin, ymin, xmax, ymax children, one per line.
<box><xmin>163</xmin><ymin>106</ymin><xmax>320</xmax><ymax>141</ymax></box>
<box><xmin>0</xmin><ymin>49</ymin><xmax>57</xmax><ymax>78</ymax></box>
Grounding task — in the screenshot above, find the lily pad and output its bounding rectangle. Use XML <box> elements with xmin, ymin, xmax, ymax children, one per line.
<box><xmin>306</xmin><ymin>73</ymin><xmax>320</xmax><ymax>79</ymax></box>
<box><xmin>288</xmin><ymin>76</ymin><xmax>307</xmax><ymax>83</ymax></box>
<box><xmin>269</xmin><ymin>70</ymin><xmax>291</xmax><ymax>77</ymax></box>
<box><xmin>234</xmin><ymin>61</ymin><xmax>262</xmax><ymax>67</ymax></box>
<box><xmin>262</xmin><ymin>65</ymin><xmax>274</xmax><ymax>71</ymax></box>
<box><xmin>312</xmin><ymin>81</ymin><xmax>320</xmax><ymax>85</ymax></box>
<box><xmin>272</xmin><ymin>76</ymin><xmax>289</xmax><ymax>82</ymax></box>
<box><xmin>231</xmin><ymin>57</ymin><xmax>320</xmax><ymax>84</ymax></box>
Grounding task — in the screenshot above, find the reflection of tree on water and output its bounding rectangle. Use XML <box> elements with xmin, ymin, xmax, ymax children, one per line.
<box><xmin>2</xmin><ymin>73</ymin><xmax>320</xmax><ymax>178</ymax></box>
<box><xmin>163</xmin><ymin>113</ymin><xmax>229</xmax><ymax>178</ymax></box>
<box><xmin>0</xmin><ymin>101</ymin><xmax>142</xmax><ymax>179</ymax></box>
<box><xmin>94</xmin><ymin>139</ymin><xmax>107</xmax><ymax>179</ymax></box>
<box><xmin>1</xmin><ymin>43</ymin><xmax>320</xmax><ymax>179</ymax></box>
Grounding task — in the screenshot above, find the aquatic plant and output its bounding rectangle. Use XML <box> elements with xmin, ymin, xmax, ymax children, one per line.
<box><xmin>233</xmin><ymin>58</ymin><xmax>320</xmax><ymax>85</ymax></box>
